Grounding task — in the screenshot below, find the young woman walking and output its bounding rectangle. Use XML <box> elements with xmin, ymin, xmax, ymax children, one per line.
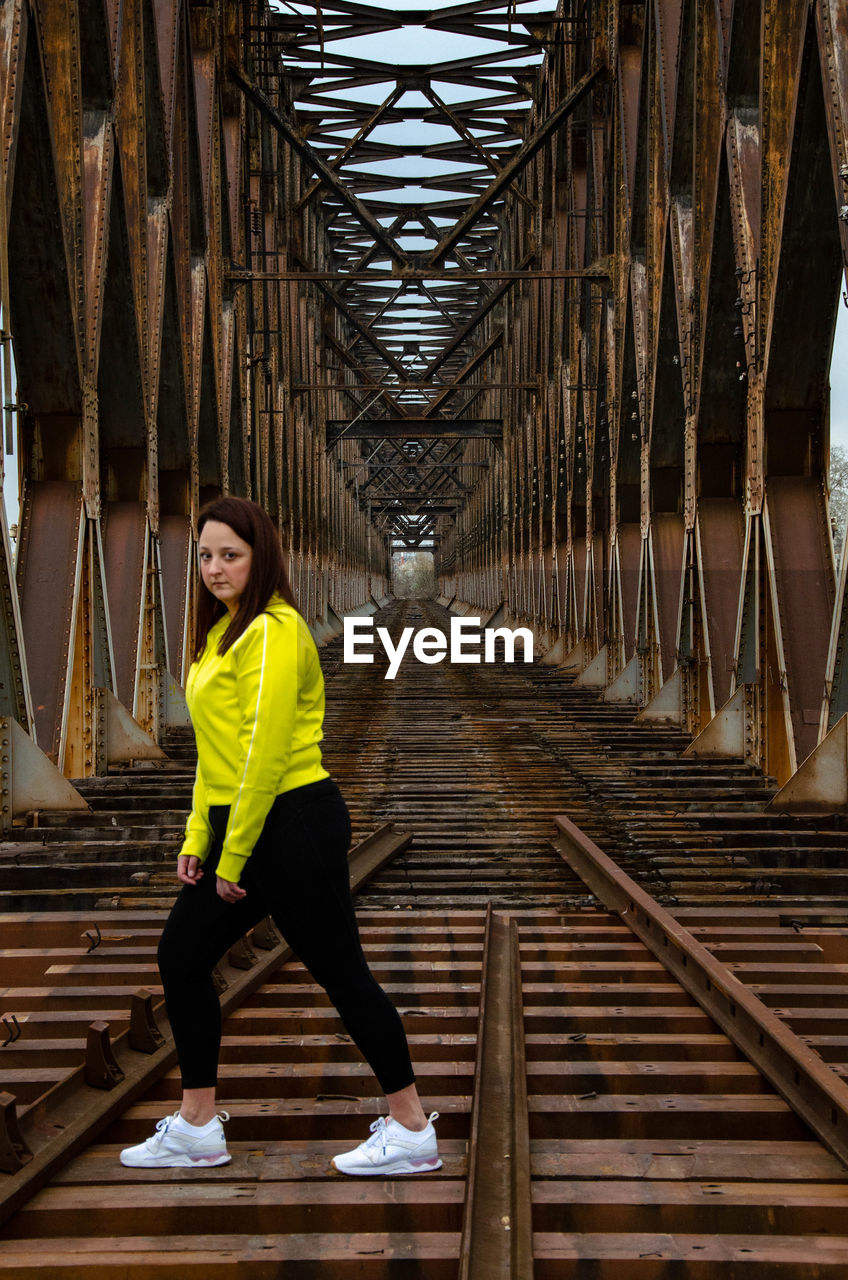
<box><xmin>120</xmin><ymin>497</ymin><xmax>440</xmax><ymax>1176</ymax></box>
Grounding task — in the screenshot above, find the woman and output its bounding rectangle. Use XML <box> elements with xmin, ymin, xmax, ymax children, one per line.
<box><xmin>120</xmin><ymin>497</ymin><xmax>440</xmax><ymax>1176</ymax></box>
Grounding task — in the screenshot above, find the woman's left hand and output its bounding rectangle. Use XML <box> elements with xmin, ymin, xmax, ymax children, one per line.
<box><xmin>216</xmin><ymin>875</ymin><xmax>247</xmax><ymax>903</ymax></box>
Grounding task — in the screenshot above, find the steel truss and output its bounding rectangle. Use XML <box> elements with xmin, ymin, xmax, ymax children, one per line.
<box><xmin>0</xmin><ymin>0</ymin><xmax>847</xmax><ymax>807</ymax></box>
<box><xmin>438</xmin><ymin>0</ymin><xmax>848</xmax><ymax>798</ymax></box>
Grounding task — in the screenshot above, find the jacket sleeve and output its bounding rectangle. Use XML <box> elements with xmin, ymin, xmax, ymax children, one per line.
<box><xmin>216</xmin><ymin>611</ymin><xmax>298</xmax><ymax>883</ymax></box>
<box><xmin>179</xmin><ymin>763</ymin><xmax>214</xmax><ymax>863</ymax></box>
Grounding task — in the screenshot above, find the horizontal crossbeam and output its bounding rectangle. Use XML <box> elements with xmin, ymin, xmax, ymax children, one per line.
<box><xmin>327</xmin><ymin>418</ymin><xmax>502</xmax><ymax>441</ymax></box>
<box><xmin>369</xmin><ymin>502</ymin><xmax>459</xmax><ymax>512</ymax></box>
<box><xmin>294</xmin><ymin>383</ymin><xmax>536</xmax><ymax>391</ymax></box>
<box><xmin>229</xmin><ymin>268</ymin><xmax>609</xmax><ymax>281</ymax></box>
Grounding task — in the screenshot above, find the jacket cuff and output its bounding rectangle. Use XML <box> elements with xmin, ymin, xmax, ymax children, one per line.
<box><xmin>179</xmin><ymin>829</ymin><xmax>211</xmax><ymax>863</ymax></box>
<box><xmin>217</xmin><ymin>848</ymin><xmax>250</xmax><ymax>884</ymax></box>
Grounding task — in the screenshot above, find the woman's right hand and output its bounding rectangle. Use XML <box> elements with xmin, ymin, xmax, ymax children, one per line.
<box><xmin>177</xmin><ymin>855</ymin><xmax>204</xmax><ymax>886</ymax></box>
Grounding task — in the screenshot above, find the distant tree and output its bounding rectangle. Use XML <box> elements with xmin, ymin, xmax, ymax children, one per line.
<box><xmin>393</xmin><ymin>552</ymin><xmax>436</xmax><ymax>598</ymax></box>
<box><xmin>830</xmin><ymin>444</ymin><xmax>848</xmax><ymax>565</ymax></box>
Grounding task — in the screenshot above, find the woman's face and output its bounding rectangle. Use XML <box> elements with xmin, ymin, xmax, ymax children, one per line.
<box><xmin>198</xmin><ymin>520</ymin><xmax>253</xmax><ymax>617</ymax></box>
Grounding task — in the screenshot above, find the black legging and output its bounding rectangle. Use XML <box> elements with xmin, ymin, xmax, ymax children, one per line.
<box><xmin>158</xmin><ymin>777</ymin><xmax>415</xmax><ymax>1094</ymax></box>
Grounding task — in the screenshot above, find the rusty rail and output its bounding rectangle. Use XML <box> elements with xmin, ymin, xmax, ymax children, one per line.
<box><xmin>0</xmin><ymin>822</ymin><xmax>411</xmax><ymax>1227</ymax></box>
<box><xmin>459</xmin><ymin>906</ymin><xmax>532</xmax><ymax>1279</ymax></box>
<box><xmin>552</xmin><ymin>812</ymin><xmax>848</xmax><ymax>1169</ymax></box>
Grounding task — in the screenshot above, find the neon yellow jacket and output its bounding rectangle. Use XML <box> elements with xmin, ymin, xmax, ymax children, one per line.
<box><xmin>179</xmin><ymin>594</ymin><xmax>329</xmax><ymax>883</ymax></box>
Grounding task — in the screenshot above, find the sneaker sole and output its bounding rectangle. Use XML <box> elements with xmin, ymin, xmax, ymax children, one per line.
<box><xmin>120</xmin><ymin>1151</ymin><xmax>232</xmax><ymax>1169</ymax></box>
<box><xmin>331</xmin><ymin>1156</ymin><xmax>442</xmax><ymax>1176</ymax></box>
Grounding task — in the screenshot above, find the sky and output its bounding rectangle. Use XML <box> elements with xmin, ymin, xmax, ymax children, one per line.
<box><xmin>831</xmin><ymin>299</ymin><xmax>848</xmax><ymax>451</ymax></box>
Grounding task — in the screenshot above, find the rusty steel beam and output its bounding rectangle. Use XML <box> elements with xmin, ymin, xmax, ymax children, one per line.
<box><xmin>309</xmin><ymin>272</ymin><xmax>413</xmax><ymax>380</ymax></box>
<box><xmin>424</xmin><ymin>332</ymin><xmax>507</xmax><ymax>414</ymax></box>
<box><xmin>295</xmin><ymin>85</ymin><xmax>405</xmax><ymax>210</ymax></box>
<box><xmin>230</xmin><ymin>269</ymin><xmax>608</xmax><ymax>280</ymax></box>
<box><xmin>295</xmin><ymin>384</ymin><xmax>535</xmax><ymax>391</ymax></box>
<box><xmin>369</xmin><ymin>505</ymin><xmax>459</xmax><ymax>516</ymax></box>
<box><xmin>230</xmin><ymin>69</ymin><xmax>410</xmax><ymax>270</ymax></box>
<box><xmin>459</xmin><ymin>907</ymin><xmax>532</xmax><ymax>1280</ymax></box>
<box><xmin>419</xmin><ymin>271</ymin><xmax>522</xmax><ymax>381</ymax></box>
<box><xmin>345</xmin><ymin>461</ymin><xmax>490</xmax><ymax>470</ymax></box>
<box><xmin>428</xmin><ymin>62</ymin><xmax>605</xmax><ymax>265</ymax></box>
<box><xmin>431</xmin><ymin>0</ymin><xmax>848</xmax><ymax>802</ymax></box>
<box><xmin>327</xmin><ymin>419</ymin><xmax>502</xmax><ymax>442</ymax></box>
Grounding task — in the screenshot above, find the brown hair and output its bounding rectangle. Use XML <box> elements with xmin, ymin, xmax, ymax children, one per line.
<box><xmin>193</xmin><ymin>497</ymin><xmax>298</xmax><ymax>660</ymax></box>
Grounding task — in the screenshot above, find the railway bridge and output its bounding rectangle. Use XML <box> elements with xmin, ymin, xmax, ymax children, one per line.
<box><xmin>2</xmin><ymin>0</ymin><xmax>848</xmax><ymax>1273</ymax></box>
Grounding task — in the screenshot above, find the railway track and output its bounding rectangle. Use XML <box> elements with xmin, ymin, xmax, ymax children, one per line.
<box><xmin>2</xmin><ymin>599</ymin><xmax>848</xmax><ymax>1273</ymax></box>
<box><xmin>4</xmin><ymin>599</ymin><xmax>844</xmax><ymax>915</ymax></box>
<box><xmin>5</xmin><ymin>900</ymin><xmax>848</xmax><ymax>1274</ymax></box>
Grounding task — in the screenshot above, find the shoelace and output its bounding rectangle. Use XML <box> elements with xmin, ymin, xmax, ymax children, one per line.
<box><xmin>147</xmin><ymin>1113</ymin><xmax>179</xmax><ymax>1149</ymax></box>
<box><xmin>147</xmin><ymin>1110</ymin><xmax>230</xmax><ymax>1150</ymax></box>
<box><xmin>365</xmin><ymin>1116</ymin><xmax>389</xmax><ymax>1158</ymax></box>
<box><xmin>362</xmin><ymin>1112</ymin><xmax>439</xmax><ymax>1160</ymax></box>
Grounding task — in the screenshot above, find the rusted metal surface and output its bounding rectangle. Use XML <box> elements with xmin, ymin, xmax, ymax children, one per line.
<box><xmin>765</xmin><ymin>478</ymin><xmax>836</xmax><ymax>769</ymax></box>
<box><xmin>14</xmin><ymin>484</ymin><xmax>82</xmax><ymax>761</ymax></box>
<box><xmin>101</xmin><ymin>503</ymin><xmax>148</xmax><ymax>722</ymax></box>
<box><xmin>459</xmin><ymin>909</ymin><xmax>532</xmax><ymax>1280</ymax></box>
<box><xmin>552</xmin><ymin>811</ymin><xmax>848</xmax><ymax>1168</ymax></box>
<box><xmin>648</xmin><ymin>513</ymin><xmax>685</xmax><ymax>687</ymax></box>
<box><xmin>695</xmin><ymin>499</ymin><xmax>745</xmax><ymax>716</ymax></box>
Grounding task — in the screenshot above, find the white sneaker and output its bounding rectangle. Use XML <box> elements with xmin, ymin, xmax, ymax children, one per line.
<box><xmin>120</xmin><ymin>1111</ymin><xmax>231</xmax><ymax>1168</ymax></box>
<box><xmin>332</xmin><ymin>1112</ymin><xmax>441</xmax><ymax>1176</ymax></box>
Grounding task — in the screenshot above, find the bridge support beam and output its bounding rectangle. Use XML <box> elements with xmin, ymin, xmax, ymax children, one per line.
<box><xmin>96</xmin><ymin>689</ymin><xmax>166</xmax><ymax>767</ymax></box>
<box><xmin>604</xmin><ymin>654</ymin><xmax>642</xmax><ymax>705</ymax></box>
<box><xmin>768</xmin><ymin>715</ymin><xmax>848</xmax><ymax>815</ymax></box>
<box><xmin>0</xmin><ymin>718</ymin><xmax>88</xmax><ymax>832</ymax></box>
<box><xmin>574</xmin><ymin>645</ymin><xmax>608</xmax><ymax>688</ymax></box>
<box><xmin>635</xmin><ymin>666</ymin><xmax>686</xmax><ymax>725</ymax></box>
<box><xmin>683</xmin><ymin>684</ymin><xmax>757</xmax><ymax>764</ymax></box>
